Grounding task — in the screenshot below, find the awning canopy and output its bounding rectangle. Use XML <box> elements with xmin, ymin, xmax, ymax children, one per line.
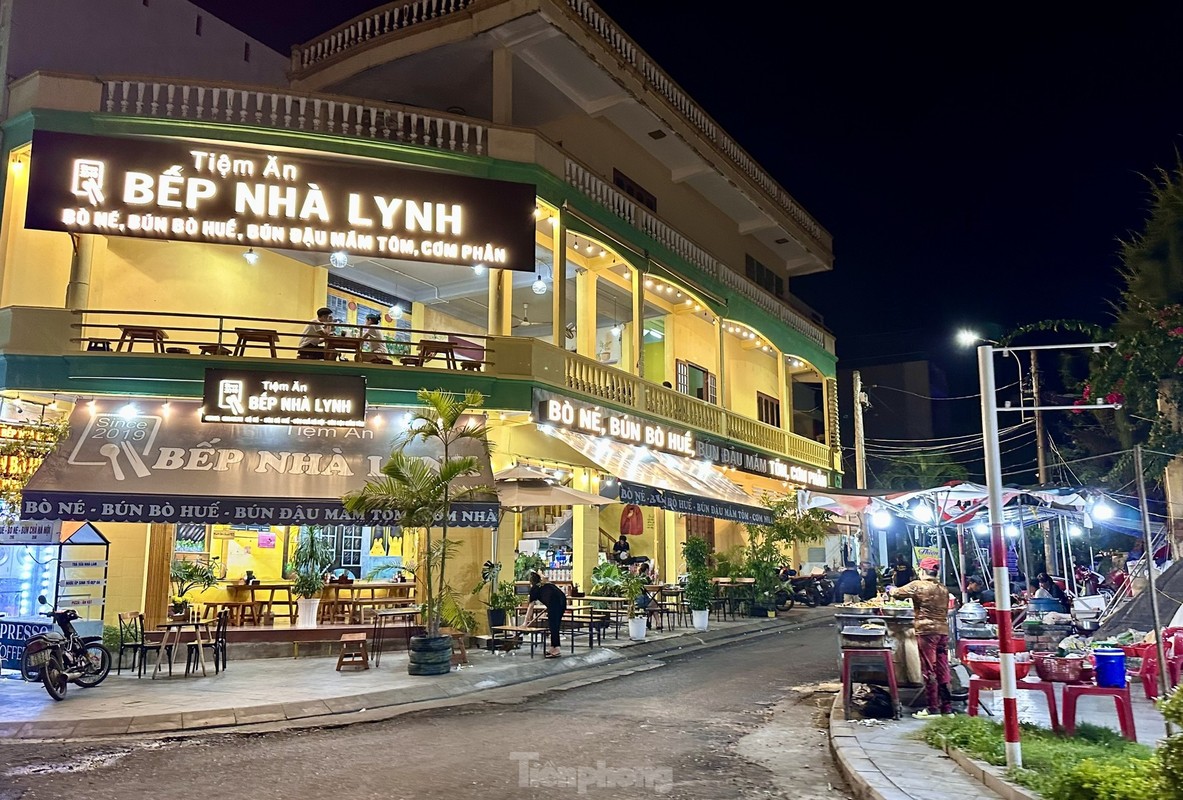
<box><xmin>544</xmin><ymin>428</ymin><xmax>772</xmax><ymax>526</ymax></box>
<box><xmin>21</xmin><ymin>400</ymin><xmax>499</xmax><ymax>527</ymax></box>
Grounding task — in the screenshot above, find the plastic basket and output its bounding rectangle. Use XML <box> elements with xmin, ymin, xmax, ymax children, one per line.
<box><xmin>1033</xmin><ymin>653</ymin><xmax>1085</xmax><ymax>683</ymax></box>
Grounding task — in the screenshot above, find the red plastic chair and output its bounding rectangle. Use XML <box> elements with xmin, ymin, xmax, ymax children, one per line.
<box><xmin>1138</xmin><ymin>632</ymin><xmax>1183</xmax><ymax>700</ymax></box>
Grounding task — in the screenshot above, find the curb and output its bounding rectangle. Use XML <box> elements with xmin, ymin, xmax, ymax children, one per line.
<box><xmin>1</xmin><ymin>612</ymin><xmax>835</xmax><ymax>743</ymax></box>
<box><xmin>939</xmin><ymin>740</ymin><xmax>1039</xmax><ymax>800</ymax></box>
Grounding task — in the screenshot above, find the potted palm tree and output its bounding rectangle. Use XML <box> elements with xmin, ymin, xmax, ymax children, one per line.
<box><xmin>344</xmin><ymin>388</ymin><xmax>492</xmax><ymax>676</ymax></box>
<box><xmin>683</xmin><ymin>536</ymin><xmax>712</xmax><ymax>631</ymax></box>
<box><xmin>169</xmin><ymin>558</ymin><xmax>219</xmax><ymax>619</ymax></box>
<box><xmin>621</xmin><ymin>572</ymin><xmax>647</xmax><ymax>641</ymax></box>
<box><xmin>472</xmin><ymin>560</ymin><xmax>518</xmax><ymax>631</ymax></box>
<box><xmin>289</xmin><ymin>527</ymin><xmax>333</xmax><ymax>627</ymax></box>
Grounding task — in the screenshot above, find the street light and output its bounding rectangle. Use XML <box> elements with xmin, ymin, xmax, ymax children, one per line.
<box><xmin>958</xmin><ymin>330</ymin><xmax>1026</xmax><ymax>419</ymax></box>
<box><xmin>977</xmin><ymin>339</ymin><xmax>1118</xmax><ymax>769</ymax></box>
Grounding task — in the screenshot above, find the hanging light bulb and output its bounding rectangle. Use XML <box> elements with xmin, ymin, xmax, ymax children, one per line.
<box><xmin>389</xmin><ymin>303</ymin><xmax>404</xmax><ymax>319</ymax></box>
<box><xmin>532</xmin><ymin>275</ymin><xmax>547</xmax><ymax>295</ymax></box>
<box><xmin>329</xmin><ymin>250</ymin><xmax>350</xmax><ymax>269</ymax></box>
<box><xmin>242</xmin><ymin>248</ymin><xmax>259</xmax><ymax>265</ymax></box>
<box><xmin>610</xmin><ymin>323</ymin><xmax>621</xmax><ymax>338</ymax></box>
<box><xmin>472</xmin><ymin>263</ymin><xmax>487</xmax><ymax>276</ymax></box>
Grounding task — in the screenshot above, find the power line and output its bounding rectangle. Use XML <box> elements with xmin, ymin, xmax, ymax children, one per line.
<box><xmin>865</xmin><ymin>378</ymin><xmax>1022</xmax><ymax>402</ymax></box>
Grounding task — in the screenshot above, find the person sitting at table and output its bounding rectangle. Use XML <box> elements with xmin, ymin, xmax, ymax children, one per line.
<box><xmin>357</xmin><ymin>313</ymin><xmax>393</xmax><ymax>364</ymax></box>
<box><xmin>523</xmin><ymin>571</ymin><xmax>567</xmax><ymax>658</ymax></box>
<box><xmin>613</xmin><ymin>534</ymin><xmax>632</xmax><ymax>564</ymax></box>
<box><xmin>297</xmin><ymin>307</ymin><xmax>335</xmax><ymax>359</ymax></box>
<box><xmin>965</xmin><ymin>575</ymin><xmax>995</xmax><ymax>603</ymax></box>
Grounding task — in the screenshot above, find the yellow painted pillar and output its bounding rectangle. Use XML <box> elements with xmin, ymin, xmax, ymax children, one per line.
<box><xmin>572</xmin><ymin>469</ymin><xmax>601</xmax><ymax>590</ymax></box>
<box><xmin>575</xmin><ymin>267</ymin><xmax>597</xmax><ymax>358</ymax></box>
<box><xmin>65</xmin><ymin>234</ymin><xmax>95</xmax><ymax>310</ymax></box>
<box><xmin>488</xmin><ymin>269</ymin><xmax>512</xmax><ymax>336</ymax></box>
<box><xmin>410</xmin><ymin>302</ymin><xmax>426</xmax><ymax>343</ymax></box>
<box><xmin>719</xmin><ymin>326</ymin><xmax>731</xmax><ymax>409</ymax></box>
<box><xmin>663</xmin><ymin>510</ymin><xmax>683</xmax><ymax>582</ymax></box>
<box><xmin>551</xmin><ymin>217</ymin><xmax>567</xmax><ymax>346</ymax></box>
<box><xmin>776</xmin><ymin>349</ymin><xmax>787</xmax><ymax>428</ymax></box>
<box><xmin>630</xmin><ymin>267</ymin><xmax>644</xmax><ymax>378</ymax></box>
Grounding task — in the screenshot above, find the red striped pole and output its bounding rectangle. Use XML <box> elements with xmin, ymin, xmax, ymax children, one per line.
<box><xmin>979</xmin><ymin>345</ymin><xmax>1022</xmax><ymax>768</ymax></box>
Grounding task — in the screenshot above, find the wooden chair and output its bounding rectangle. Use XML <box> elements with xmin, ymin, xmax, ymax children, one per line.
<box><xmin>115</xmin><ymin>611</ymin><xmax>143</xmax><ymax>675</ymax></box>
<box><xmin>135</xmin><ymin>614</ymin><xmax>175</xmax><ymax>678</ymax></box>
<box><xmin>441</xmin><ymin>627</ymin><xmax>469</xmax><ymax>666</ymax></box>
<box><xmin>186</xmin><ymin>609</ymin><xmax>230</xmax><ymax>675</ymax></box>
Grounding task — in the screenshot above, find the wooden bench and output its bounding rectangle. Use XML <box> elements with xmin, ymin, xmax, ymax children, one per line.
<box><xmin>336</xmin><ymin>632</ymin><xmax>370</xmax><ymax>671</ymax></box>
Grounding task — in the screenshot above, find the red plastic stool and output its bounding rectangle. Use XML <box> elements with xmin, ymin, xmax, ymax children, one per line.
<box><xmin>967</xmin><ymin>676</ymin><xmax>1061</xmax><ymax>731</ymax></box>
<box><xmin>1062</xmin><ymin>682</ymin><xmax>1137</xmax><ymax>740</ymax></box>
<box><xmin>841</xmin><ymin>647</ymin><xmax>899</xmax><ymax>720</ymax></box>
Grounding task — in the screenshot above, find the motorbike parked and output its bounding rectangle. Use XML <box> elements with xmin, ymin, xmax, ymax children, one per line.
<box><xmin>20</xmin><ymin>594</ymin><xmax>112</xmax><ymax>700</ymax></box>
<box><xmin>785</xmin><ymin>574</ymin><xmax>826</xmax><ymax>608</ymax></box>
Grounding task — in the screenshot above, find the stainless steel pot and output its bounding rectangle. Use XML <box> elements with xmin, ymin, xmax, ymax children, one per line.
<box><xmin>957</xmin><ymin>600</ymin><xmax>988</xmax><ymax>624</ymax></box>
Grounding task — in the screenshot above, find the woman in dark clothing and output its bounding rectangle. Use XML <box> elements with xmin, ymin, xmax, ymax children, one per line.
<box><xmin>858</xmin><ymin>562</ymin><xmax>879</xmax><ymax>601</ymax></box>
<box><xmin>524</xmin><ymin>571</ymin><xmax>567</xmax><ymax>658</ymax></box>
<box><xmin>890</xmin><ymin>558</ymin><xmax>917</xmax><ymax>588</ymax></box>
<box><xmin>1034</xmin><ymin>572</ymin><xmax>1071</xmax><ymax>613</ymax></box>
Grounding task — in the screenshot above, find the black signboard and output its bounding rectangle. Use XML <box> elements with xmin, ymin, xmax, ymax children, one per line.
<box><xmin>25</xmin><ymin>130</ymin><xmax>538</xmax><ymax>271</ymax></box>
<box><xmin>202</xmin><ymin>369</ymin><xmax>367</xmax><ymax>427</ymax></box>
<box><xmin>21</xmin><ymin>400</ymin><xmax>498</xmax><ymax>527</ymax></box>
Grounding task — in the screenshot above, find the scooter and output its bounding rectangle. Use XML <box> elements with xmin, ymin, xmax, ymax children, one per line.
<box><xmin>20</xmin><ymin>595</ymin><xmax>112</xmax><ymax>700</ymax></box>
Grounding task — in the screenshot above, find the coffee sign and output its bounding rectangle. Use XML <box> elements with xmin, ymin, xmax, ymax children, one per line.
<box><xmin>24</xmin><ymin>131</ymin><xmax>538</xmax><ymax>270</ymax></box>
<box><xmin>202</xmin><ymin>369</ymin><xmax>366</xmax><ymax>427</ymax></box>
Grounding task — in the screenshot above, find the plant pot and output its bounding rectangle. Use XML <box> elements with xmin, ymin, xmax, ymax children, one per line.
<box><xmin>408</xmin><ymin>634</ymin><xmax>453</xmax><ymax>676</ymax></box>
<box><xmin>296</xmin><ymin>597</ymin><xmax>320</xmax><ymax>628</ymax></box>
<box><xmin>486</xmin><ymin>608</ymin><xmax>507</xmax><ymax>632</ymax></box>
<box><xmin>628</xmin><ymin>616</ymin><xmax>647</xmax><ymax>641</ymax></box>
<box><xmin>750</xmin><ymin>605</ymin><xmax>769</xmax><ymax>618</ymax></box>
<box><xmin>692</xmin><ymin>609</ymin><xmax>709</xmax><ymax>631</ymax></box>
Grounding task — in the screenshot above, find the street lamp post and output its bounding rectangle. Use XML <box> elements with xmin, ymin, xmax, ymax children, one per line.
<box><xmin>977</xmin><ymin>340</ymin><xmax>1118</xmax><ymax>769</ymax></box>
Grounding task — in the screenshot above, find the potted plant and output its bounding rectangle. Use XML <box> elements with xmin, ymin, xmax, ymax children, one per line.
<box><xmin>472</xmin><ymin>560</ymin><xmax>519</xmax><ymax>631</ymax></box>
<box><xmin>344</xmin><ymin>388</ymin><xmax>492</xmax><ymax>676</ymax></box>
<box><xmin>169</xmin><ymin>558</ymin><xmax>218</xmax><ymax>618</ymax></box>
<box><xmin>620</xmin><ymin>572</ymin><xmax>647</xmax><ymax>641</ymax></box>
<box><xmin>683</xmin><ymin>536</ymin><xmax>712</xmax><ymax>631</ymax></box>
<box><xmin>514</xmin><ymin>551</ymin><xmax>546</xmax><ymax>580</ymax></box>
<box><xmin>289</xmin><ymin>526</ymin><xmax>334</xmax><ymax>627</ymax></box>
<box><xmin>743</xmin><ymin>490</ymin><xmax>832</xmax><ymax>617</ymax></box>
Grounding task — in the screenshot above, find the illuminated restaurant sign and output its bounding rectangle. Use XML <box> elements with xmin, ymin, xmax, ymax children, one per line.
<box><xmin>24</xmin><ymin>131</ymin><xmax>538</xmax><ymax>270</ymax></box>
<box><xmin>533</xmin><ymin>389</ymin><xmax>829</xmax><ymax>486</ymax></box>
<box><xmin>202</xmin><ymin>369</ymin><xmax>366</xmax><ymax>427</ymax></box>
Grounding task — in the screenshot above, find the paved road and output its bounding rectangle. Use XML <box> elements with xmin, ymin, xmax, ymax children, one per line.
<box><xmin>0</xmin><ymin>624</ymin><xmax>850</xmax><ymax>800</ymax></box>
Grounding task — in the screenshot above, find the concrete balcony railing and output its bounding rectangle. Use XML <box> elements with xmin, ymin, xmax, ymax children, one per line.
<box><xmin>0</xmin><ymin>306</ymin><xmax>835</xmax><ymax>472</ymax></box>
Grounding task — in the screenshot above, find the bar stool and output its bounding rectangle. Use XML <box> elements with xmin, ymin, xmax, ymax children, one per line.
<box><xmin>1063</xmin><ymin>681</ymin><xmax>1136</xmax><ymax>740</ymax></box>
<box><xmin>841</xmin><ymin>647</ymin><xmax>899</xmax><ymax>719</ymax></box>
<box><xmin>199</xmin><ymin>344</ymin><xmax>232</xmax><ymax>356</ymax></box>
<box><xmin>968</xmin><ymin>676</ymin><xmax>1061</xmax><ymax>731</ymax></box>
<box><xmin>336</xmin><ymin>633</ymin><xmax>370</xmax><ymax>671</ymax></box>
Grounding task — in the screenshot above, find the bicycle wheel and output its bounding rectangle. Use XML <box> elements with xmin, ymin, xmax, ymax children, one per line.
<box><xmin>75</xmin><ymin>643</ymin><xmax>112</xmax><ymax>688</ymax></box>
<box><xmin>42</xmin><ymin>652</ymin><xmax>68</xmax><ymax>701</ymax></box>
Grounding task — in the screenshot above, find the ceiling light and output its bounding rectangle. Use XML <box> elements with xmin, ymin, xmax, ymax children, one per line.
<box><xmin>973</xmin><ymin>522</ymin><xmax>988</xmax><ymax>536</ymax></box>
<box><xmin>389</xmin><ymin>304</ymin><xmax>403</xmax><ymax>319</ymax></box>
<box><xmin>610</xmin><ymin>324</ymin><xmax>621</xmax><ymax>338</ymax></box>
<box><xmin>119</xmin><ymin>403</ymin><xmax>138</xmax><ymax>419</ymax></box>
<box><xmin>1005</xmin><ymin>525</ymin><xmax>1019</xmax><ymax>537</ymax></box>
<box><xmin>644</xmin><ymin>279</ymin><xmax>653</xmax><ymax>287</ymax></box>
<box><xmin>330</xmin><ymin>250</ymin><xmax>350</xmax><ymax>269</ymax></box>
<box><xmin>472</xmin><ymin>263</ymin><xmax>486</xmax><ymax>276</ymax></box>
<box><xmin>242</xmin><ymin>248</ymin><xmax>259</xmax><ymax>265</ymax></box>
<box><xmin>547</xmin><ymin>216</ymin><xmax>557</xmax><ymax>227</ymax></box>
<box><xmin>871</xmin><ymin>510</ymin><xmax>893</xmax><ymax>529</ymax></box>
<box><xmin>532</xmin><ymin>276</ymin><xmax>547</xmax><ymax>295</ymax></box>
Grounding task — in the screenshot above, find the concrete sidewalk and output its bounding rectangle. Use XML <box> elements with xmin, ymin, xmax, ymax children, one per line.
<box><xmin>829</xmin><ymin>677</ymin><xmax>1170</xmax><ymax>800</ymax></box>
<box><xmin>0</xmin><ymin>608</ymin><xmax>836</xmax><ymax>741</ymax></box>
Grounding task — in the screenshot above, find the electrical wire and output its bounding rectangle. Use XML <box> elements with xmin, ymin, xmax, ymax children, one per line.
<box><xmin>861</xmin><ymin>420</ymin><xmax>1031</xmax><ymax>445</ymax></box>
<box><xmin>864</xmin><ymin>378</ymin><xmax>1022</xmax><ymax>402</ymax></box>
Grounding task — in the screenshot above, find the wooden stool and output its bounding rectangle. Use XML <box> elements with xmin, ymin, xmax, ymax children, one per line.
<box><xmin>460</xmin><ymin>361</ymin><xmax>482</xmax><ymax>371</ymax></box>
<box><xmin>117</xmin><ymin>325</ymin><xmax>167</xmax><ymax>353</ymax></box>
<box><xmin>336</xmin><ymin>633</ymin><xmax>370</xmax><ymax>671</ymax></box>
<box><xmin>441</xmin><ymin>627</ymin><xmax>468</xmax><ymax>666</ymax></box>
<box><xmin>841</xmin><ymin>647</ymin><xmax>899</xmax><ymax>719</ymax></box>
<box><xmin>232</xmin><ymin>327</ymin><xmax>280</xmax><ymax>357</ymax></box>
<box><xmin>1063</xmin><ymin>681</ymin><xmax>1136</xmax><ymax>740</ymax></box>
<box><xmin>199</xmin><ymin>344</ymin><xmax>232</xmax><ymax>356</ymax></box>
<box><xmin>399</xmin><ymin>355</ymin><xmax>424</xmax><ymax>367</ymax></box>
<box><xmin>86</xmin><ymin>339</ymin><xmax>112</xmax><ymax>352</ymax></box>
<box><xmin>968</xmin><ymin>676</ymin><xmax>1061</xmax><ymax>731</ymax></box>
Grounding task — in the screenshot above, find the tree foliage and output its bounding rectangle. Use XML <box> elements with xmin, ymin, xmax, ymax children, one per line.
<box><xmin>874</xmin><ymin>453</ymin><xmax>969</xmax><ymax>490</ymax></box>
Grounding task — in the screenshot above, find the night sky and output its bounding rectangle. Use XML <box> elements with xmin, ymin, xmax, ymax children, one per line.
<box><xmin>195</xmin><ymin>1</ymin><xmax>1183</xmax><ymax>365</ymax></box>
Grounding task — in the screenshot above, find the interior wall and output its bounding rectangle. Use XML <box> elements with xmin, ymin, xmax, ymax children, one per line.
<box><xmin>0</xmin><ymin>162</ymin><xmax>74</xmax><ymax>308</ymax></box>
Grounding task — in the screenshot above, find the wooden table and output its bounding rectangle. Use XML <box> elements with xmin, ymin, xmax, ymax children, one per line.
<box><xmin>226</xmin><ymin>582</ymin><xmax>297</xmax><ymax>625</ymax></box>
<box><xmin>232</xmin><ymin>327</ymin><xmax>280</xmax><ymax>357</ymax></box>
<box><xmin>417</xmin><ymin>339</ymin><xmax>459</xmax><ymax>369</ymax></box>
<box><xmin>151</xmin><ymin>619</ymin><xmax>212</xmax><ymax>679</ymax></box>
<box><xmin>324</xmin><ymin>334</ymin><xmax>365</xmax><ymax>361</ymax></box>
<box><xmin>321</xmin><ymin>582</ymin><xmax>416</xmax><ymax>624</ymax></box>
<box><xmin>117</xmin><ymin>325</ymin><xmax>168</xmax><ymax>353</ymax></box>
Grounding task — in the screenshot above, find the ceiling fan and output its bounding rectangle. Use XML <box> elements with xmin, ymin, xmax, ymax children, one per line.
<box><xmin>512</xmin><ymin>303</ymin><xmax>532</xmax><ymax>328</ymax></box>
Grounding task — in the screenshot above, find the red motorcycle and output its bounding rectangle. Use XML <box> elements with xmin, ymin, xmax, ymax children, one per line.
<box><xmin>1073</xmin><ymin>563</ymin><xmax>1122</xmax><ymax>604</ymax></box>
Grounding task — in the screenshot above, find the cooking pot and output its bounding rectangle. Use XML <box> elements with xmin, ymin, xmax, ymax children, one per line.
<box><xmin>957</xmin><ymin>601</ymin><xmax>988</xmax><ymax>624</ymax></box>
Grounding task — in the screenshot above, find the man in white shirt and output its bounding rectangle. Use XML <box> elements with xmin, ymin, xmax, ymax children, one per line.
<box><xmin>297</xmin><ymin>307</ymin><xmax>334</xmax><ymax>359</ymax></box>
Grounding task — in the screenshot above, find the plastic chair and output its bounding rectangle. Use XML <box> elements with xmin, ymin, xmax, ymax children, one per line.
<box><xmin>841</xmin><ymin>647</ymin><xmax>899</xmax><ymax>719</ymax></box>
<box><xmin>1063</xmin><ymin>681</ymin><xmax>1136</xmax><ymax>740</ymax></box>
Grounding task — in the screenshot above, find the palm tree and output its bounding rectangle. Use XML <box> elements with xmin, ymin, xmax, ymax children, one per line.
<box><xmin>342</xmin><ymin>389</ymin><xmax>491</xmax><ymax>637</ymax></box>
<box><xmin>874</xmin><ymin>453</ymin><xmax>968</xmax><ymax>490</ymax></box>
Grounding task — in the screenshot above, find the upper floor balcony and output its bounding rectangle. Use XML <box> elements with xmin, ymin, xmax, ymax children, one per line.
<box><xmin>6</xmin><ymin>71</ymin><xmax>834</xmax><ymax>359</ymax></box>
<box><xmin>0</xmin><ymin>305</ymin><xmax>839</xmax><ymax>476</ymax></box>
<box><xmin>283</xmin><ymin>0</ymin><xmax>833</xmax><ymax>271</ymax></box>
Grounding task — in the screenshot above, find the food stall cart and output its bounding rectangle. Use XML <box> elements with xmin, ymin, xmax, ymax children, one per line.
<box><xmin>835</xmin><ymin>600</ymin><xmax>924</xmax><ymax>686</ymax></box>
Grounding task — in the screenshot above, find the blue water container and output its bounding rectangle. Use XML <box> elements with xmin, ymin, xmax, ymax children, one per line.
<box><xmin>1092</xmin><ymin>648</ymin><xmax>1126</xmax><ymax>688</ymax></box>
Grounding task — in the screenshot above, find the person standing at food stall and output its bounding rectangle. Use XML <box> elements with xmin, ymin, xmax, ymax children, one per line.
<box><xmin>889</xmin><ymin>556</ymin><xmax>916</xmax><ymax>588</ymax></box>
<box><xmin>858</xmin><ymin>561</ymin><xmax>879</xmax><ymax>601</ymax></box>
<box><xmin>890</xmin><ymin>557</ymin><xmax>953</xmax><ymax>719</ymax></box>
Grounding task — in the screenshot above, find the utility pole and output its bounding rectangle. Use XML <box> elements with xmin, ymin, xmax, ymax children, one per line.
<box><xmin>1135</xmin><ymin>444</ymin><xmax>1173</xmax><ymax>732</ymax></box>
<box><xmin>852</xmin><ymin>371</ymin><xmax>873</xmax><ymax>564</ymax></box>
<box><xmin>1030</xmin><ymin>351</ymin><xmax>1055</xmax><ymax>574</ymax></box>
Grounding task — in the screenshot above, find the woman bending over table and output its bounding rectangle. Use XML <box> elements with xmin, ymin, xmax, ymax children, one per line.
<box><xmin>524</xmin><ymin>571</ymin><xmax>567</xmax><ymax>658</ymax></box>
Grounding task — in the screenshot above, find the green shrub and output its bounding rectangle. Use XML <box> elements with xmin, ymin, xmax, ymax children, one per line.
<box><xmin>1160</xmin><ymin>687</ymin><xmax>1183</xmax><ymax>800</ymax></box>
<box><xmin>1043</xmin><ymin>756</ymin><xmax>1159</xmax><ymax>800</ymax></box>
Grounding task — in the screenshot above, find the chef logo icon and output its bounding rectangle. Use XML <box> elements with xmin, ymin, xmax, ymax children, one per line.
<box><xmin>217</xmin><ymin>379</ymin><xmax>246</xmax><ymax>416</ymax></box>
<box><xmin>70</xmin><ymin>159</ymin><xmax>106</xmax><ymax>206</ymax></box>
